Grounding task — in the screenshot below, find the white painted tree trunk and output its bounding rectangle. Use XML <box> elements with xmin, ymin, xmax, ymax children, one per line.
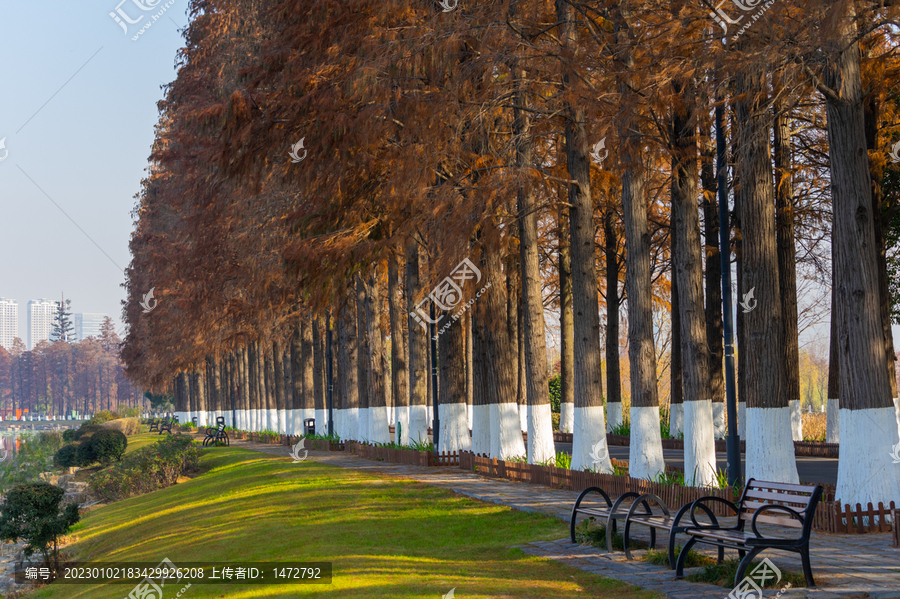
<box><xmin>684</xmin><ymin>400</ymin><xmax>718</xmax><ymax>486</ymax></box>
<box><xmin>439</xmin><ymin>403</ymin><xmax>471</xmax><ymax>454</ymax></box>
<box><xmin>745</xmin><ymin>407</ymin><xmax>800</xmax><ymax>483</ymax></box>
<box><xmin>835</xmin><ymin>406</ymin><xmax>900</xmax><ymax>508</ymax></box>
<box><xmin>528</xmin><ymin>403</ymin><xmax>556</xmax><ymax>464</ymax></box>
<box><xmin>369</xmin><ymin>405</ymin><xmax>390</xmax><ymax>444</ymax></box>
<box><xmin>712</xmin><ymin>403</ymin><xmax>726</xmax><ymax>439</ymax></box>
<box><xmin>789</xmin><ymin>399</ymin><xmax>803</xmax><ymax>441</ymax></box>
<box><xmin>519</xmin><ymin>403</ymin><xmax>528</xmax><ymax>433</ymax></box>
<box><xmin>826</xmin><ymin>398</ymin><xmax>839</xmax><ymax>443</ymax></box>
<box><xmin>629</xmin><ymin>405</ymin><xmax>665</xmax><ymax>480</ymax></box>
<box><xmin>559</xmin><ymin>402</ymin><xmax>574</xmax><ymax>433</ymax></box>
<box><xmin>467</xmin><ymin>404</ymin><xmax>473</xmax><ymax>431</ymax></box>
<box><xmin>490</xmin><ymin>403</ymin><xmax>526</xmax><ymax>460</ymax></box>
<box><xmin>669</xmin><ymin>404</ymin><xmax>683</xmax><ymax>437</ymax></box>
<box><xmin>408</xmin><ymin>405</ymin><xmax>428</xmax><ymax>445</ymax></box>
<box><xmin>894</xmin><ymin>397</ymin><xmax>900</xmax><ymax>438</ymax></box>
<box><xmin>471</xmin><ymin>404</ymin><xmax>490</xmax><ymax>456</ymax></box>
<box><xmin>571</xmin><ymin>405</ymin><xmax>612</xmax><ymax>472</ymax></box>
<box><xmin>343</xmin><ymin>407</ymin><xmax>359</xmax><ymax>441</ymax></box>
<box><xmin>395</xmin><ymin>406</ymin><xmax>409</xmax><ymax>445</ymax></box>
<box><xmin>315</xmin><ymin>409</ymin><xmax>327</xmax><ymax>436</ymax></box>
<box><xmin>607</xmin><ymin>402</ymin><xmax>624</xmax><ymax>433</ymax></box>
<box><xmin>266</xmin><ymin>409</ymin><xmax>277</xmax><ymax>432</ymax></box>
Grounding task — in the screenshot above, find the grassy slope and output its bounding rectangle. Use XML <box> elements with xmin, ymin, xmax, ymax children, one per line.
<box><xmin>30</xmin><ymin>446</ymin><xmax>662</xmax><ymax>599</ymax></box>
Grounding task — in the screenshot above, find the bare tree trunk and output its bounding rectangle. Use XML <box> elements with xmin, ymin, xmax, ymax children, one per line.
<box><xmin>823</xmin><ymin>4</ymin><xmax>900</xmax><ymax>505</ymax></box>
<box><xmin>313</xmin><ymin>316</ymin><xmax>326</xmax><ymax>434</ymax></box>
<box><xmin>248</xmin><ymin>342</ymin><xmax>258</xmax><ymax>431</ymax></box>
<box><xmin>301</xmin><ymin>319</ymin><xmax>316</xmax><ymax>433</ymax></box>
<box><xmin>290</xmin><ymin>325</ymin><xmax>302</xmax><ymax>435</ymax></box>
<box><xmin>826</xmin><ymin>278</ymin><xmax>840</xmax><ymax>443</ymax></box>
<box><xmin>774</xmin><ymin>81</ymin><xmax>803</xmax><ymax>441</ymax></box>
<box><xmin>364</xmin><ymin>269</ymin><xmax>390</xmax><ymax>444</ymax></box>
<box><xmin>273</xmin><ymin>339</ymin><xmax>286</xmax><ymax>434</ymax></box>
<box><xmin>265</xmin><ymin>345</ymin><xmax>276</xmax><ymax>432</ymax></box>
<box><xmin>701</xmin><ymin>117</ymin><xmax>726</xmax><ymax>440</ymax></box>
<box><xmin>465</xmin><ymin>311</ymin><xmax>473</xmax><ymax>433</ymax></box>
<box><xmin>558</xmin><ymin>207</ymin><xmax>575</xmax><ymax>434</ymax></box>
<box><xmin>670</xmin><ymin>255</ymin><xmax>684</xmax><ymax>437</ymax></box>
<box><xmin>558</xmin><ymin>0</ymin><xmax>611</xmax><ymax>473</ymax></box>
<box><xmin>357</xmin><ymin>277</ymin><xmax>371</xmax><ymax>440</ymax></box>
<box><xmin>672</xmin><ymin>85</ymin><xmax>716</xmax><ymax>485</ymax></box>
<box><xmin>735</xmin><ymin>64</ymin><xmax>798</xmax><ymax>483</ymax></box>
<box><xmin>389</xmin><ymin>254</ymin><xmax>410</xmax><ymax>445</ymax></box>
<box><xmin>406</xmin><ymin>241</ymin><xmax>428</xmax><ymax>444</ymax></box>
<box><xmin>513</xmin><ymin>70</ymin><xmax>554</xmax><ymax>464</ymax></box>
<box><xmin>240</xmin><ymin>345</ymin><xmax>250</xmax><ymax>431</ymax></box>
<box><xmin>437</xmin><ymin>300</ymin><xmax>471</xmax><ymax>454</ymax></box>
<box><xmin>206</xmin><ymin>356</ymin><xmax>219</xmax><ymax>428</ymax></box>
<box><xmin>506</xmin><ymin>254</ymin><xmax>526</xmax><ymax>433</ymax></box>
<box><xmin>341</xmin><ymin>294</ymin><xmax>360</xmax><ymax>441</ymax></box>
<box><xmin>603</xmin><ymin>209</ymin><xmax>622</xmax><ymax>434</ymax></box>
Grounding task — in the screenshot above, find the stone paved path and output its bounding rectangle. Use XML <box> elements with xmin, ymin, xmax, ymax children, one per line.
<box><xmin>229</xmin><ymin>439</ymin><xmax>900</xmax><ymax>599</ymax></box>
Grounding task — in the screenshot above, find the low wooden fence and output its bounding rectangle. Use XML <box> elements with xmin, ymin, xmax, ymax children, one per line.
<box><xmin>345</xmin><ymin>441</ymin><xmax>460</xmax><ymax>467</ymax></box>
<box><xmin>816</xmin><ymin>501</ymin><xmax>898</xmax><ymax>534</ymax></box>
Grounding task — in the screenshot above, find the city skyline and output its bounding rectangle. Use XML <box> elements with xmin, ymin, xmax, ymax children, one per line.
<box><xmin>0</xmin><ymin>295</ymin><xmax>110</xmax><ymax>350</ymax></box>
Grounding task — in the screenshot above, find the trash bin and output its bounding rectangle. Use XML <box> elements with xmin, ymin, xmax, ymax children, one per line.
<box><xmin>304</xmin><ymin>418</ymin><xmax>316</xmax><ymax>436</ymax></box>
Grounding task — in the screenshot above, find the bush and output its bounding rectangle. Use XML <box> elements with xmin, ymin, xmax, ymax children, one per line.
<box><xmin>76</xmin><ymin>442</ymin><xmax>96</xmax><ymax>467</ymax></box>
<box><xmin>549</xmin><ymin>374</ymin><xmax>561</xmax><ymax>413</ymax></box>
<box><xmin>0</xmin><ymin>482</ymin><xmax>80</xmax><ymax>570</ymax></box>
<box><xmin>89</xmin><ymin>430</ymin><xmax>128</xmax><ymax>464</ymax></box>
<box><xmin>90</xmin><ymin>434</ymin><xmax>202</xmax><ymax>502</ymax></box>
<box><xmin>53</xmin><ymin>444</ymin><xmax>80</xmax><ymax>469</ymax></box>
<box><xmin>87</xmin><ymin>410</ymin><xmax>120</xmax><ymax>425</ymax></box>
<box><xmin>73</xmin><ymin>424</ymin><xmax>104</xmax><ymax>441</ymax></box>
<box><xmin>0</xmin><ymin>432</ymin><xmax>66</xmax><ymax>493</ymax></box>
<box><xmin>62</xmin><ymin>429</ymin><xmax>75</xmax><ymax>442</ymax></box>
<box><xmin>119</xmin><ymin>407</ymin><xmax>141</xmax><ymax>418</ymax></box>
<box><xmin>99</xmin><ymin>417</ymin><xmax>141</xmax><ymax>436</ymax></box>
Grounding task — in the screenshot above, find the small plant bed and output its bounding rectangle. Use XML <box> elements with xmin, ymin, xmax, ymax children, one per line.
<box><xmin>686</xmin><ymin>558</ymin><xmax>808</xmax><ymax>589</ymax></box>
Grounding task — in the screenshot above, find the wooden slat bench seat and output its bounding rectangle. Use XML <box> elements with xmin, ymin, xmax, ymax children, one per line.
<box><xmin>158</xmin><ymin>418</ymin><xmax>173</xmax><ymax>434</ymax></box>
<box><xmin>203</xmin><ymin>422</ymin><xmax>229</xmax><ymax>447</ymax></box>
<box><xmin>675</xmin><ymin>478</ymin><xmax>824</xmax><ymax>588</ymax></box>
<box><xmin>571</xmin><ymin>488</ymin><xmax>670</xmax><ymax>555</ymax></box>
<box><xmin>147</xmin><ymin>419</ymin><xmax>159</xmax><ymax>432</ymax></box>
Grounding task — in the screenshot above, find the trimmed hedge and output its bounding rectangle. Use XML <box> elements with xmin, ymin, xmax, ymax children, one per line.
<box><xmin>90</xmin><ymin>429</ymin><xmax>128</xmax><ymax>464</ymax></box>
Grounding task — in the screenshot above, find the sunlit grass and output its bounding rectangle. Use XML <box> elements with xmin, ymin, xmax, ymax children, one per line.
<box><xmin>30</xmin><ymin>446</ymin><xmax>663</xmax><ymax>598</ymax></box>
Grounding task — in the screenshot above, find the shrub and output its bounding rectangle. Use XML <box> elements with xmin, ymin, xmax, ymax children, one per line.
<box><xmin>0</xmin><ymin>482</ymin><xmax>80</xmax><ymax>570</ymax></box>
<box><xmin>76</xmin><ymin>442</ymin><xmax>96</xmax><ymax>467</ymax></box>
<box><xmin>99</xmin><ymin>417</ymin><xmax>141</xmax><ymax>436</ymax></box>
<box><xmin>87</xmin><ymin>410</ymin><xmax>120</xmax><ymax>425</ymax></box>
<box><xmin>119</xmin><ymin>407</ymin><xmax>141</xmax><ymax>418</ymax></box>
<box><xmin>548</xmin><ymin>374</ymin><xmax>561</xmax><ymax>413</ymax></box>
<box><xmin>62</xmin><ymin>429</ymin><xmax>75</xmax><ymax>442</ymax></box>
<box><xmin>0</xmin><ymin>432</ymin><xmax>67</xmax><ymax>493</ymax></box>
<box><xmin>74</xmin><ymin>424</ymin><xmax>104</xmax><ymax>441</ymax></box>
<box><xmin>90</xmin><ymin>434</ymin><xmax>202</xmax><ymax>502</ymax></box>
<box><xmin>53</xmin><ymin>444</ymin><xmax>80</xmax><ymax>469</ymax></box>
<box><xmin>89</xmin><ymin>429</ymin><xmax>128</xmax><ymax>464</ymax></box>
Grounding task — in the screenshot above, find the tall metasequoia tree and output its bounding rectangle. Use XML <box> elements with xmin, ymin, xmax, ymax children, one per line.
<box><xmin>817</xmin><ymin>1</ymin><xmax>900</xmax><ymax>505</ymax></box>
<box><xmin>388</xmin><ymin>254</ymin><xmax>409</xmax><ymax>445</ymax></box>
<box><xmin>340</xmin><ymin>295</ymin><xmax>360</xmax><ymax>441</ymax></box>
<box><xmin>248</xmin><ymin>342</ymin><xmax>259</xmax><ymax>432</ymax></box>
<box><xmin>405</xmin><ymin>241</ymin><xmax>428</xmax><ymax>444</ymax></box>
<box><xmin>301</xmin><ymin>319</ymin><xmax>316</xmax><ymax>432</ymax></box>
<box><xmin>206</xmin><ymin>355</ymin><xmax>220</xmax><ymax>428</ymax></box>
<box><xmin>735</xmin><ymin>61</ymin><xmax>799</xmax><ymax>484</ymax></box>
<box><xmin>240</xmin><ymin>346</ymin><xmax>250</xmax><ymax>432</ymax></box>
<box><xmin>265</xmin><ymin>343</ymin><xmax>277</xmax><ymax>432</ymax></box>
<box><xmin>290</xmin><ymin>326</ymin><xmax>303</xmax><ymax>435</ymax></box>
<box><xmin>356</xmin><ymin>277</ymin><xmax>371</xmax><ymax>441</ymax></box>
<box><xmin>512</xmin><ymin>57</ymin><xmax>554</xmax><ymax>465</ymax></box>
<box><xmin>274</xmin><ymin>339</ymin><xmax>287</xmax><ymax>434</ymax></box>
<box><xmin>672</xmin><ymin>81</ymin><xmax>716</xmax><ymax>486</ymax></box>
<box><xmin>826</xmin><ymin>280</ymin><xmax>840</xmax><ymax>443</ymax></box>
<box><xmin>615</xmin><ymin>4</ymin><xmax>664</xmax><ymax>480</ymax></box>
<box><xmin>437</xmin><ymin>298</ymin><xmax>471</xmax><ymax>454</ymax></box>
<box><xmin>774</xmin><ymin>78</ymin><xmax>803</xmax><ymax>442</ymax></box>
<box><xmin>558</xmin><ymin>0</ymin><xmax>611</xmax><ymax>473</ymax></box>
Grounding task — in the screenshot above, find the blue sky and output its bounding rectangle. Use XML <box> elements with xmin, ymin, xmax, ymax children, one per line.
<box><xmin>0</xmin><ymin>0</ymin><xmax>187</xmax><ymax>340</ymax></box>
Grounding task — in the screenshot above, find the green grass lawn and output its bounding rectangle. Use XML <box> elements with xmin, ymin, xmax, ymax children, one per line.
<box><xmin>29</xmin><ymin>445</ymin><xmax>662</xmax><ymax>599</ymax></box>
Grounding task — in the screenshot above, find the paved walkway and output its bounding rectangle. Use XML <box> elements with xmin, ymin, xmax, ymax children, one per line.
<box><xmin>229</xmin><ymin>439</ymin><xmax>900</xmax><ymax>599</ymax></box>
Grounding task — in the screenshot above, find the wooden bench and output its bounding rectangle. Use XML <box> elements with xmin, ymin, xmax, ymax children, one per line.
<box><xmin>675</xmin><ymin>479</ymin><xmax>824</xmax><ymax>588</ymax></box>
<box><xmin>147</xmin><ymin>419</ymin><xmax>159</xmax><ymax>433</ymax></box>
<box><xmin>158</xmin><ymin>418</ymin><xmax>173</xmax><ymax>434</ymax></box>
<box><xmin>203</xmin><ymin>422</ymin><xmax>229</xmax><ymax>447</ymax></box>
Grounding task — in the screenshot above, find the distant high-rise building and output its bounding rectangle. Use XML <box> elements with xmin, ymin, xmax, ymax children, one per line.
<box><xmin>75</xmin><ymin>313</ymin><xmax>107</xmax><ymax>341</ymax></box>
<box><xmin>0</xmin><ymin>298</ymin><xmax>17</xmax><ymax>350</ymax></box>
<box><xmin>27</xmin><ymin>299</ymin><xmax>56</xmax><ymax>350</ymax></box>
